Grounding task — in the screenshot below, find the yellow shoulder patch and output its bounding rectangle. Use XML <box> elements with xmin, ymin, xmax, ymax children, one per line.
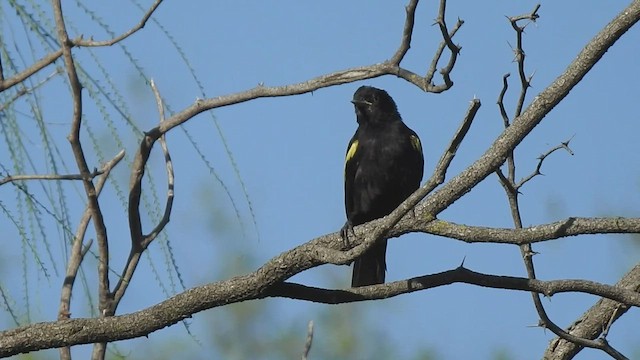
<box><xmin>346</xmin><ymin>140</ymin><xmax>359</xmax><ymax>163</ymax></box>
<box><xmin>410</xmin><ymin>135</ymin><xmax>422</xmax><ymax>153</ymax></box>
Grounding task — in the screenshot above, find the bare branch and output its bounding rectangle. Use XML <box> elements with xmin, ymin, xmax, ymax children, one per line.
<box><xmin>425</xmin><ymin>16</ymin><xmax>463</xmax><ymax>90</ymax></box>
<box><xmin>57</xmin><ymin>150</ymin><xmax>124</xmax><ymax>360</ymax></box>
<box><xmin>0</xmin><ymin>69</ymin><xmax>61</xmax><ymax>112</ymax></box>
<box><xmin>516</xmin><ymin>138</ymin><xmax>574</xmax><ymax>189</ymax></box>
<box><xmin>497</xmin><ymin>73</ymin><xmax>511</xmax><ymax>127</ymax></box>
<box><xmin>52</xmin><ymin>1</ymin><xmax>114</xmax><ymax>358</ymax></box>
<box><xmin>434</xmin><ymin>99</ymin><xmax>480</xmax><ymax>183</ymax></box>
<box><xmin>1</xmin><ymin>169</ymin><xmax>103</xmax><ymax>186</ymax></box>
<box><xmin>266</xmin><ymin>266</ymin><xmax>640</xmax><ymax>307</ymax></box>
<box><xmin>112</xmin><ymin>80</ymin><xmax>175</xmax><ymax>310</ymax></box>
<box><xmin>509</xmin><ymin>4</ymin><xmax>541</xmax><ymax>24</ymax></box>
<box><xmin>393</xmin><ymin>216</ymin><xmax>640</xmax><ymax>245</ymax></box>
<box><xmin>508</xmin><ymin>4</ymin><xmax>540</xmax><ymax>118</ymax></box>
<box><xmin>301</xmin><ymin>320</ymin><xmax>314</xmax><ymax>360</ymax></box>
<box><xmin>73</xmin><ymin>0</ymin><xmax>163</xmax><ymax>47</ymax></box>
<box><xmin>430</xmin><ymin>0</ymin><xmax>462</xmax><ymax>91</ymax></box>
<box><xmin>496</xmin><ymin>5</ymin><xmax>628</xmax><ymax>358</ymax></box>
<box><xmin>544</xmin><ymin>264</ymin><xmax>640</xmax><ymax>359</ymax></box>
<box><xmin>389</xmin><ymin>0</ymin><xmax>418</xmax><ymax>64</ymax></box>
<box><xmin>0</xmin><ymin>50</ymin><xmax>63</xmax><ymax>93</ymax></box>
<box><xmin>57</xmin><ymin>151</ymin><xmax>124</xmax><ymax>317</ymax></box>
<box><xmin>142</xmin><ymin>79</ymin><xmax>175</xmax><ymax>247</ymax></box>
<box><xmin>1</xmin><ymin>264</ymin><xmax>638</xmax><ymax>357</ymax></box>
<box><xmin>389</xmin><ymin>0</ymin><xmax>463</xmax><ymax>91</ymax></box>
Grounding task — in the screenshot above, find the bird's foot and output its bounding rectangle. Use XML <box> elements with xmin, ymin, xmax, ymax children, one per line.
<box><xmin>340</xmin><ymin>221</ymin><xmax>355</xmax><ymax>251</ymax></box>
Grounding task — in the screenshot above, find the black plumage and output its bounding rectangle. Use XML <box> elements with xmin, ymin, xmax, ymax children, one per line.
<box><xmin>343</xmin><ymin>86</ymin><xmax>424</xmax><ymax>287</ymax></box>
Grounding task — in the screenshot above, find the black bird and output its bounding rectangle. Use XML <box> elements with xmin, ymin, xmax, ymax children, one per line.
<box><xmin>343</xmin><ymin>86</ymin><xmax>424</xmax><ymax>287</ymax></box>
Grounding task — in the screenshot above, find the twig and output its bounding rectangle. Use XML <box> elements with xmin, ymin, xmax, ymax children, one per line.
<box><xmin>73</xmin><ymin>0</ymin><xmax>163</xmax><ymax>47</ymax></box>
<box><xmin>265</xmin><ymin>266</ymin><xmax>640</xmax><ymax>307</ymax></box>
<box><xmin>389</xmin><ymin>0</ymin><xmax>463</xmax><ymax>92</ymax></box>
<box><xmin>112</xmin><ymin>80</ymin><xmax>175</xmax><ymax>309</ymax></box>
<box><xmin>389</xmin><ymin>0</ymin><xmax>418</xmax><ymax>64</ymax></box>
<box><xmin>431</xmin><ymin>0</ymin><xmax>462</xmax><ymax>90</ymax></box>
<box><xmin>57</xmin><ymin>150</ymin><xmax>124</xmax><ymax>359</ymax></box>
<box><xmin>497</xmin><ymin>73</ymin><xmax>511</xmax><ymax>128</ymax></box>
<box><xmin>516</xmin><ymin>138</ymin><xmax>574</xmax><ymax>189</ymax></box>
<box><xmin>301</xmin><ymin>320</ymin><xmax>314</xmax><ymax>360</ymax></box>
<box><xmin>425</xmin><ymin>16</ymin><xmax>463</xmax><ymax>90</ymax></box>
<box><xmin>0</xmin><ymin>50</ymin><xmax>63</xmax><ymax>93</ymax></box>
<box><xmin>0</xmin><ymin>69</ymin><xmax>61</xmax><ymax>113</ymax></box>
<box><xmin>1</xmin><ymin>169</ymin><xmax>103</xmax><ymax>186</ymax></box>
<box><xmin>142</xmin><ymin>79</ymin><xmax>175</xmax><ymax>247</ymax></box>
<box><xmin>601</xmin><ymin>304</ymin><xmax>624</xmax><ymax>339</ymax></box>
<box><xmin>509</xmin><ymin>4</ymin><xmax>540</xmax><ymax>118</ymax></box>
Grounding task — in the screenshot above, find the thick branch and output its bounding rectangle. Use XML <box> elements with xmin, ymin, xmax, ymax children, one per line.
<box><xmin>1</xmin><ymin>263</ymin><xmax>638</xmax><ymax>357</ymax></box>
<box><xmin>392</xmin><ymin>217</ymin><xmax>640</xmax><ymax>245</ymax></box>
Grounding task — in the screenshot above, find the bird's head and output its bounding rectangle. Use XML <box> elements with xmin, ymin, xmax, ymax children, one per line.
<box><xmin>351</xmin><ymin>86</ymin><xmax>399</xmax><ymax>125</ymax></box>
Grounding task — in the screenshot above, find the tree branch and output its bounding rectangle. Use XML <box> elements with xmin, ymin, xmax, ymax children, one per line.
<box><xmin>543</xmin><ymin>264</ymin><xmax>640</xmax><ymax>359</ymax></box>
<box><xmin>516</xmin><ymin>138</ymin><xmax>574</xmax><ymax>189</ymax></box>
<box><xmin>0</xmin><ymin>0</ymin><xmax>162</xmax><ymax>94</ymax></box>
<box><xmin>265</xmin><ymin>266</ymin><xmax>640</xmax><ymax>307</ymax></box>
<box><xmin>51</xmin><ymin>1</ymin><xmax>113</xmax><ymax>358</ymax></box>
<box><xmin>0</xmin><ymin>169</ymin><xmax>103</xmax><ymax>186</ymax></box>
<box><xmin>112</xmin><ymin>80</ymin><xmax>175</xmax><ymax>312</ymax></box>
<box><xmin>58</xmin><ymin>150</ymin><xmax>125</xmax><ymax>360</ymax></box>
<box><xmin>72</xmin><ymin>0</ymin><xmax>163</xmax><ymax>47</ymax></box>
<box><xmin>1</xmin><ymin>263</ymin><xmax>638</xmax><ymax>358</ymax></box>
<box><xmin>392</xmin><ymin>216</ymin><xmax>640</xmax><ymax>245</ymax></box>
<box><xmin>0</xmin><ymin>50</ymin><xmax>63</xmax><ymax>93</ymax></box>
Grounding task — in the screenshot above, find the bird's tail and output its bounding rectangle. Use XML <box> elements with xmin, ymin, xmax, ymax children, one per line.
<box><xmin>351</xmin><ymin>239</ymin><xmax>387</xmax><ymax>287</ymax></box>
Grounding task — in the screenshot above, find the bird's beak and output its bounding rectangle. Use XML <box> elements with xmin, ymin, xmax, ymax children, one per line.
<box><xmin>351</xmin><ymin>99</ymin><xmax>371</xmax><ymax>106</ymax></box>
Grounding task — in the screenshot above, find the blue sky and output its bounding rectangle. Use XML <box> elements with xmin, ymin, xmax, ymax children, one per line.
<box><xmin>1</xmin><ymin>1</ymin><xmax>639</xmax><ymax>359</ymax></box>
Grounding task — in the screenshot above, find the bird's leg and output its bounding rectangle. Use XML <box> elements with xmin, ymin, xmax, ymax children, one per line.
<box><xmin>340</xmin><ymin>220</ymin><xmax>356</xmax><ymax>250</ymax></box>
